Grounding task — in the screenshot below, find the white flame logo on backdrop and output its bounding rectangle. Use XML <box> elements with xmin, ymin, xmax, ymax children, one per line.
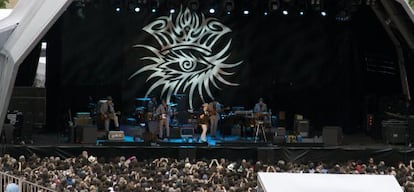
<box><xmin>129</xmin><ymin>7</ymin><xmax>242</xmax><ymax>109</ymax></box>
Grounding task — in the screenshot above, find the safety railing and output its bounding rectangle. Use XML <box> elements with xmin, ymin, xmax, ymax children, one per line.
<box><xmin>0</xmin><ymin>172</ymin><xmax>56</xmax><ymax>192</ymax></box>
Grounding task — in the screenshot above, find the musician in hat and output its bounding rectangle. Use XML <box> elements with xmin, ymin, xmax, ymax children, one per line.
<box><xmin>99</xmin><ymin>96</ymin><xmax>119</xmax><ymax>131</ymax></box>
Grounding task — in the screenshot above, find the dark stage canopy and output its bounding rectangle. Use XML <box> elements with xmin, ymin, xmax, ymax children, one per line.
<box><xmin>13</xmin><ymin>0</ymin><xmax>413</xmax><ymax>136</ymax></box>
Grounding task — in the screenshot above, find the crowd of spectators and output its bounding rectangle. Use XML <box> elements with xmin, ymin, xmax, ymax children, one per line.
<box><xmin>1</xmin><ymin>152</ymin><xmax>414</xmax><ymax>192</ymax></box>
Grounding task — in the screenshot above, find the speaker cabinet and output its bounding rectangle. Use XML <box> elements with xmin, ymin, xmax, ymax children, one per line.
<box><xmin>322</xmin><ymin>126</ymin><xmax>342</xmax><ymax>146</ymax></box>
<box><xmin>76</xmin><ymin>125</ymin><xmax>97</xmax><ymax>144</ymax></box>
<box><xmin>296</xmin><ymin>120</ymin><xmax>309</xmax><ymax>137</ymax></box>
<box><xmin>382</xmin><ymin>120</ymin><xmax>407</xmax><ymax>144</ymax></box>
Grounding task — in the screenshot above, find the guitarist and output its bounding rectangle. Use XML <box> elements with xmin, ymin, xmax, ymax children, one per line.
<box><xmin>208</xmin><ymin>98</ymin><xmax>222</xmax><ymax>138</ymax></box>
<box><xmin>100</xmin><ymin>96</ymin><xmax>119</xmax><ymax>131</ymax></box>
<box><xmin>155</xmin><ymin>99</ymin><xmax>171</xmax><ymax>139</ymax></box>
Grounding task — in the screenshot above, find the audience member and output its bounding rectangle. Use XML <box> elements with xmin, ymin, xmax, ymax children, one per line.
<box><xmin>1</xmin><ymin>153</ymin><xmax>414</xmax><ymax>192</ymax></box>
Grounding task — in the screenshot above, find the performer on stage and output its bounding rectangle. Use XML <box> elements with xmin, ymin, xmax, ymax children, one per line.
<box><xmin>199</xmin><ymin>103</ymin><xmax>210</xmax><ymax>142</ymax></box>
<box><xmin>147</xmin><ymin>96</ymin><xmax>158</xmax><ymax>114</ymax></box>
<box><xmin>100</xmin><ymin>96</ymin><xmax>119</xmax><ymax>131</ymax></box>
<box><xmin>156</xmin><ymin>99</ymin><xmax>171</xmax><ymax>139</ymax></box>
<box><xmin>254</xmin><ymin>98</ymin><xmax>268</xmax><ymax>113</ymax></box>
<box><xmin>208</xmin><ymin>98</ymin><xmax>221</xmax><ymax>137</ymax></box>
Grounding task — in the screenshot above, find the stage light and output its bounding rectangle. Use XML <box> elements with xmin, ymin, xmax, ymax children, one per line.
<box><xmin>269</xmin><ymin>0</ymin><xmax>280</xmax><ymax>11</ymax></box>
<box><xmin>321</xmin><ymin>11</ymin><xmax>327</xmax><ymax>16</ymax></box>
<box><xmin>150</xmin><ymin>0</ymin><xmax>159</xmax><ymax>13</ymax></box>
<box><xmin>226</xmin><ymin>11</ymin><xmax>231</xmax><ymax>15</ymax></box>
<box><xmin>170</xmin><ymin>9</ymin><xmax>175</xmax><ymax>14</ymax></box>
<box><xmin>209</xmin><ymin>8</ymin><xmax>215</xmax><ymax>14</ymax></box>
<box><xmin>299</xmin><ymin>11</ymin><xmax>304</xmax><ymax>15</ymax></box>
<box><xmin>134</xmin><ymin>7</ymin><xmax>140</xmax><ymax>12</ymax></box>
<box><xmin>188</xmin><ymin>0</ymin><xmax>199</xmax><ymax>11</ymax></box>
<box><xmin>264</xmin><ymin>12</ymin><xmax>268</xmax><ymax>16</ymax></box>
<box><xmin>224</xmin><ymin>0</ymin><xmax>235</xmax><ymax>13</ymax></box>
<box><xmin>282</xmin><ymin>10</ymin><xmax>288</xmax><ymax>15</ymax></box>
<box><xmin>115</xmin><ymin>7</ymin><xmax>121</xmax><ymax>12</ymax></box>
<box><xmin>243</xmin><ymin>10</ymin><xmax>249</xmax><ymax>15</ymax></box>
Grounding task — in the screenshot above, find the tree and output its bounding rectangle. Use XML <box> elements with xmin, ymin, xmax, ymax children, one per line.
<box><xmin>0</xmin><ymin>0</ymin><xmax>9</xmax><ymax>9</ymax></box>
<box><xmin>409</xmin><ymin>0</ymin><xmax>414</xmax><ymax>9</ymax></box>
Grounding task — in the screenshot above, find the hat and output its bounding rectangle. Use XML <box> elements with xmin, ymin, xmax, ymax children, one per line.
<box><xmin>6</xmin><ymin>183</ymin><xmax>18</xmax><ymax>192</ymax></box>
<box><xmin>107</xmin><ymin>96</ymin><xmax>113</xmax><ymax>100</ymax></box>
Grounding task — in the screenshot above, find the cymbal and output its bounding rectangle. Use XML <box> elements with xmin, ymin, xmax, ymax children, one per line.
<box><xmin>135</xmin><ymin>106</ymin><xmax>146</xmax><ymax>111</ymax></box>
<box><xmin>136</xmin><ymin>97</ymin><xmax>151</xmax><ymax>101</ymax></box>
<box><xmin>168</xmin><ymin>103</ymin><xmax>178</xmax><ymax>107</ymax></box>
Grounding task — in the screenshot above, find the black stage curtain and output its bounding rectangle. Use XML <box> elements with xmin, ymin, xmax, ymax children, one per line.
<box><xmin>44</xmin><ymin>1</ymin><xmax>402</xmax><ymax>134</ymax></box>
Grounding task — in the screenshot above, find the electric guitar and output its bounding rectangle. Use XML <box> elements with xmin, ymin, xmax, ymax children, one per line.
<box><xmin>101</xmin><ymin>111</ymin><xmax>121</xmax><ymax>120</ymax></box>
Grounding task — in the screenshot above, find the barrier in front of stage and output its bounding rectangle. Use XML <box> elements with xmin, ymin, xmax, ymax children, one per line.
<box><xmin>257</xmin><ymin>172</ymin><xmax>403</xmax><ymax>192</ymax></box>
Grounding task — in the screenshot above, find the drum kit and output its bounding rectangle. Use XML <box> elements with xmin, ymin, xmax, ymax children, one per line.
<box><xmin>133</xmin><ymin>97</ymin><xmax>180</xmax><ymax>124</ymax></box>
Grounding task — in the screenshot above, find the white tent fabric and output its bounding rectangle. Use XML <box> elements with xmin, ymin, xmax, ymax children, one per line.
<box><xmin>0</xmin><ymin>0</ymin><xmax>72</xmax><ymax>133</ymax></box>
<box><xmin>0</xmin><ymin>9</ymin><xmax>12</xmax><ymax>21</ymax></box>
<box><xmin>258</xmin><ymin>172</ymin><xmax>403</xmax><ymax>192</ymax></box>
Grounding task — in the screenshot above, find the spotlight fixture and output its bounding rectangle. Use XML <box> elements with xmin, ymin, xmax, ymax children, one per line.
<box><xmin>128</xmin><ymin>0</ymin><xmax>141</xmax><ymax>13</ymax></box>
<box><xmin>113</xmin><ymin>0</ymin><xmax>122</xmax><ymax>12</ymax></box>
<box><xmin>209</xmin><ymin>8</ymin><xmax>215</xmax><ymax>14</ymax></box>
<box><xmin>282</xmin><ymin>10</ymin><xmax>288</xmax><ymax>15</ymax></box>
<box><xmin>268</xmin><ymin>0</ymin><xmax>280</xmax><ymax>12</ymax></box>
<box><xmin>299</xmin><ymin>11</ymin><xmax>304</xmax><ymax>15</ymax></box>
<box><xmin>321</xmin><ymin>11</ymin><xmax>327</xmax><ymax>16</ymax></box>
<box><xmin>150</xmin><ymin>0</ymin><xmax>159</xmax><ymax>13</ymax></box>
<box><xmin>243</xmin><ymin>10</ymin><xmax>249</xmax><ymax>15</ymax></box>
<box><xmin>264</xmin><ymin>12</ymin><xmax>269</xmax><ymax>16</ymax></box>
<box><xmin>170</xmin><ymin>9</ymin><xmax>175</xmax><ymax>14</ymax></box>
<box><xmin>188</xmin><ymin>0</ymin><xmax>200</xmax><ymax>11</ymax></box>
<box><xmin>224</xmin><ymin>0</ymin><xmax>235</xmax><ymax>13</ymax></box>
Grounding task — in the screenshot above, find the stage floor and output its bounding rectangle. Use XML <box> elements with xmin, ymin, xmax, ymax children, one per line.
<box><xmin>2</xmin><ymin>125</ymin><xmax>412</xmax><ymax>164</ymax></box>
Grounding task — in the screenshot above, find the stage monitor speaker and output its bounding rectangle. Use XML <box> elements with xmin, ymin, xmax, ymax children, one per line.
<box><xmin>272</xmin><ymin>136</ymin><xmax>285</xmax><ymax>144</ymax></box>
<box><xmin>180</xmin><ymin>124</ymin><xmax>195</xmax><ymax>138</ymax></box>
<box><xmin>108</xmin><ymin>131</ymin><xmax>125</xmax><ymax>141</ymax></box>
<box><xmin>322</xmin><ymin>126</ymin><xmax>342</xmax><ymax>146</ymax></box>
<box><xmin>76</xmin><ymin>125</ymin><xmax>97</xmax><ymax>144</ymax></box>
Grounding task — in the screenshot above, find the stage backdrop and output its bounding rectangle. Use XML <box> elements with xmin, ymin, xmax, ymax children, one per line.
<box><xmin>43</xmin><ymin>0</ymin><xmax>402</xmax><ymax>134</ymax></box>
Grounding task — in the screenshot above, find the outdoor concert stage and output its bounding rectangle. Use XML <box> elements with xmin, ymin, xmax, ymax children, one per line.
<box><xmin>2</xmin><ymin>130</ymin><xmax>414</xmax><ymax>165</ymax></box>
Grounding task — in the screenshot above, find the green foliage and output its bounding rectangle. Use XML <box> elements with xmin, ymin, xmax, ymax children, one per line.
<box><xmin>409</xmin><ymin>0</ymin><xmax>414</xmax><ymax>9</ymax></box>
<box><xmin>0</xmin><ymin>0</ymin><xmax>9</xmax><ymax>9</ymax></box>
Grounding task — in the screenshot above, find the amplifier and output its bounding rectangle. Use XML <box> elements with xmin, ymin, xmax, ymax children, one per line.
<box><xmin>108</xmin><ymin>131</ymin><xmax>124</xmax><ymax>141</ymax></box>
<box><xmin>382</xmin><ymin>120</ymin><xmax>407</xmax><ymax>144</ymax></box>
<box><xmin>295</xmin><ymin>120</ymin><xmax>309</xmax><ymax>137</ymax></box>
<box><xmin>322</xmin><ymin>126</ymin><xmax>342</xmax><ymax>146</ymax></box>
